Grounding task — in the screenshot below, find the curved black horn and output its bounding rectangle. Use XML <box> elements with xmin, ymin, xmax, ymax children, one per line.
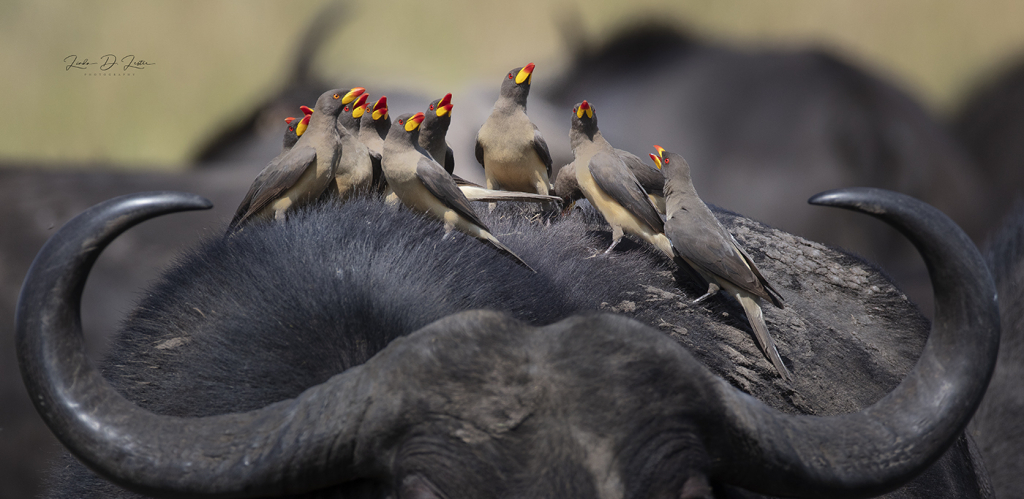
<box><xmin>707</xmin><ymin>187</ymin><xmax>999</xmax><ymax>497</ymax></box>
<box><xmin>16</xmin><ymin>192</ymin><xmax>380</xmax><ymax>498</ymax></box>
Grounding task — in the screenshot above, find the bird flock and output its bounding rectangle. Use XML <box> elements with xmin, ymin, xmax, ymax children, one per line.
<box><xmin>227</xmin><ymin>63</ymin><xmax>790</xmax><ymax>380</ymax></box>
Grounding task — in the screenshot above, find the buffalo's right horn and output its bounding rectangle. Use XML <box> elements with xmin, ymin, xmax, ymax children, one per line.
<box><xmin>706</xmin><ymin>187</ymin><xmax>999</xmax><ymax>498</ymax></box>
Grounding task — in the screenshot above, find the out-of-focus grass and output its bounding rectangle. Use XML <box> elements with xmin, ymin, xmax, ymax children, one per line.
<box><xmin>1</xmin><ymin>0</ymin><xmax>1022</xmax><ymax>170</ymax></box>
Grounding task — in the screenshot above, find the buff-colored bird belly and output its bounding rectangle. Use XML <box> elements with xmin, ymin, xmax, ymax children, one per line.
<box><xmin>485</xmin><ymin>148</ymin><xmax>550</xmax><ymax>194</ymax></box>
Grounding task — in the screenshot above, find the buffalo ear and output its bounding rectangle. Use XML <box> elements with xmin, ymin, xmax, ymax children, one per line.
<box><xmin>399</xmin><ymin>474</ymin><xmax>443</xmax><ymax>499</ymax></box>
<box><xmin>679</xmin><ymin>473</ymin><xmax>713</xmax><ymax>499</ymax></box>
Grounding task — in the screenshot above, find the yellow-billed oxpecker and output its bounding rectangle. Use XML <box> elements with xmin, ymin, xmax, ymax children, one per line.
<box><xmin>358</xmin><ymin>95</ymin><xmax>391</xmax><ymax>192</ymax></box>
<box><xmin>420</xmin><ymin>92</ymin><xmax>560</xmax><ymax>205</ymax></box>
<box><xmin>555</xmin><ymin>149</ymin><xmax>665</xmax><ymax>214</ymax></box>
<box><xmin>281</xmin><ymin>116</ymin><xmax>302</xmax><ymax>152</ymax></box>
<box><xmin>570</xmin><ymin>100</ymin><xmax>673</xmax><ymax>257</ymax></box>
<box><xmin>325</xmin><ymin>89</ymin><xmax>374</xmax><ymax>200</ymax></box>
<box><xmin>226</xmin><ymin>89</ymin><xmax>350</xmax><ymax>234</ymax></box>
<box><xmin>653</xmin><ymin>145</ymin><xmax>790</xmax><ymax>380</ymax></box>
<box><xmin>383</xmin><ymin>112</ymin><xmax>536</xmax><ymax>272</ymax></box>
<box><xmin>420</xmin><ymin>93</ymin><xmax>456</xmax><ymax>175</ymax></box>
<box><xmin>475</xmin><ymin>63</ymin><xmax>554</xmax><ymax>197</ymax></box>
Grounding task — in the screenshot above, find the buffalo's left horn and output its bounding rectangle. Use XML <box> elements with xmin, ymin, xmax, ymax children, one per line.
<box><xmin>16</xmin><ymin>192</ymin><xmax>382</xmax><ymax>497</ymax></box>
<box><xmin>707</xmin><ymin>187</ymin><xmax>999</xmax><ymax>498</ymax></box>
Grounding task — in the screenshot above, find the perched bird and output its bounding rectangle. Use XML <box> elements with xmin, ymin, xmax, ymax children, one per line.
<box><xmin>475</xmin><ymin>63</ymin><xmax>554</xmax><ymax>197</ymax></box>
<box><xmin>359</xmin><ymin>95</ymin><xmax>390</xmax><ymax>193</ymax></box>
<box><xmin>419</xmin><ymin>93</ymin><xmax>456</xmax><ymax>174</ymax></box>
<box><xmin>281</xmin><ymin>116</ymin><xmax>302</xmax><ymax>152</ymax></box>
<box><xmin>570</xmin><ymin>100</ymin><xmax>673</xmax><ymax>258</ymax></box>
<box><xmin>554</xmin><ymin>149</ymin><xmax>665</xmax><ymax>214</ymax></box>
<box><xmin>226</xmin><ymin>89</ymin><xmax>350</xmax><ymax>234</ymax></box>
<box><xmin>653</xmin><ymin>146</ymin><xmax>790</xmax><ymax>380</ymax></box>
<box><xmin>325</xmin><ymin>87</ymin><xmax>374</xmax><ymax>200</ymax></box>
<box><xmin>418</xmin><ymin>92</ymin><xmax>560</xmax><ymax>205</ymax></box>
<box><xmin>382</xmin><ymin>112</ymin><xmax>536</xmax><ymax>272</ymax></box>
<box><xmin>336</xmin><ymin>92</ymin><xmax>368</xmax><ymax>133</ymax></box>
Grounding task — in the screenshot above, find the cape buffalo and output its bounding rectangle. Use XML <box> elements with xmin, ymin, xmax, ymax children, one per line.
<box><xmin>18</xmin><ymin>187</ymin><xmax>997</xmax><ymax>498</ymax></box>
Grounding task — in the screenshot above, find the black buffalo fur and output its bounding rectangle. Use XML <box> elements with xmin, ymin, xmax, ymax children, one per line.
<box><xmin>46</xmin><ymin>196</ymin><xmax>665</xmax><ymax>497</ymax></box>
<box><xmin>44</xmin><ymin>195</ymin><xmax>990</xmax><ymax>498</ymax></box>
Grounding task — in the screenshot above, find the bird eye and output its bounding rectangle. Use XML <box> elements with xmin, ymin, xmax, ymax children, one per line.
<box><xmin>507</xmin><ymin>73</ymin><xmax>513</xmax><ymax>79</ymax></box>
<box><xmin>344</xmin><ymin>106</ymin><xmax>350</xmax><ymax>112</ymax></box>
<box><xmin>288</xmin><ymin>126</ymin><xmax>294</xmax><ymax>131</ymax></box>
<box><xmin>398</xmin><ymin>119</ymin><xmax>404</xmax><ymax>125</ymax></box>
<box><xmin>664</xmin><ymin>158</ymin><xmax>670</xmax><ymax>164</ymax></box>
<box><xmin>333</xmin><ymin>94</ymin><xmax>340</xmax><ymax>99</ymax></box>
<box><xmin>429</xmin><ymin>104</ymin><xmax>434</xmax><ymax>110</ymax></box>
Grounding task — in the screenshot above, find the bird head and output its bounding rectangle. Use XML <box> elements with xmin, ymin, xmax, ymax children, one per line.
<box><xmin>651</xmin><ymin>145</ymin><xmax>690</xmax><ymax>177</ymax></box>
<box><xmin>315</xmin><ymin>88</ymin><xmax>352</xmax><ymax>116</ymax></box>
<box><xmin>570</xmin><ymin>100</ymin><xmax>599</xmax><ymax>142</ymax></box>
<box><xmin>499</xmin><ymin>63</ymin><xmax>535</xmax><ymax>102</ymax></box>
<box><xmin>351</xmin><ymin>93</ymin><xmax>368</xmax><ymax>119</ymax></box>
<box><xmin>396</xmin><ymin>112</ymin><xmax>425</xmax><ymax>133</ymax></box>
<box><xmin>338</xmin><ymin>92</ymin><xmax>369</xmax><ymax>132</ymax></box>
<box><xmin>370</xmin><ymin>96</ymin><xmax>389</xmax><ymax>121</ymax></box>
<box><xmin>429</xmin><ymin>93</ymin><xmax>453</xmax><ymax>118</ymax></box>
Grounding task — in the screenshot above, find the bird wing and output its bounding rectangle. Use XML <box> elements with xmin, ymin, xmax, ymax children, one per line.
<box><xmin>451</xmin><ymin>173</ymin><xmax>479</xmax><ymax>188</ymax></box>
<box><xmin>416</xmin><ymin>156</ymin><xmax>489</xmax><ymax>231</ymax></box>
<box><xmin>474</xmin><ymin>133</ymin><xmax>485</xmax><ymax>166</ymax></box>
<box><xmin>532</xmin><ymin>126</ymin><xmax>553</xmax><ymax>177</ymax></box>
<box><xmin>665</xmin><ymin>210</ymin><xmax>773</xmax><ymax>302</ymax></box>
<box><xmin>588</xmin><ymin>151</ymin><xmax>664</xmax><ymax>233</ymax></box>
<box><xmin>615</xmin><ymin>148</ymin><xmax>664</xmax><ymax>196</ymax></box>
<box><xmin>230</xmin><ymin>146</ymin><xmax>318</xmax><ymax>231</ymax></box>
<box><xmin>444</xmin><ymin>145</ymin><xmax>456</xmax><ymax>175</ymax></box>
<box><xmin>733</xmin><ymin>238</ymin><xmax>785</xmax><ymax>307</ymax></box>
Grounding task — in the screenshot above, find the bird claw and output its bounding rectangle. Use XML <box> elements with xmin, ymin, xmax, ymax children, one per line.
<box><xmin>693</xmin><ymin>283</ymin><xmax>721</xmax><ymax>304</ymax></box>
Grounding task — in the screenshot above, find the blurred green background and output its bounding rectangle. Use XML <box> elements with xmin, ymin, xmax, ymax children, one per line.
<box><xmin>1</xmin><ymin>0</ymin><xmax>1023</xmax><ymax>171</ymax></box>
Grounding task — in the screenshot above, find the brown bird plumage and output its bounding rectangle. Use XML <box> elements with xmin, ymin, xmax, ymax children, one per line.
<box><xmin>226</xmin><ymin>89</ymin><xmax>349</xmax><ymax>234</ymax></box>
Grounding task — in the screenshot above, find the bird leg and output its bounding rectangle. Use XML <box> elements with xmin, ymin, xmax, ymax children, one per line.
<box><xmin>693</xmin><ymin>282</ymin><xmax>721</xmax><ymax>304</ymax></box>
<box><xmin>603</xmin><ymin>238</ymin><xmax>622</xmax><ymax>255</ymax></box>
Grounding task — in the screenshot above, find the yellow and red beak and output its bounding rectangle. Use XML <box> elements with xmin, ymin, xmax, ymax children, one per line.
<box><xmin>653</xmin><ymin>145</ymin><xmax>666</xmax><ymax>157</ymax></box>
<box><xmin>649</xmin><ymin>153</ymin><xmax>662</xmax><ymax>170</ymax></box>
<box><xmin>576</xmin><ymin>100</ymin><xmax>593</xmax><ymax>119</ymax></box>
<box><xmin>296</xmin><ymin>114</ymin><xmax>311</xmax><ymax>136</ymax></box>
<box><xmin>285</xmin><ymin>117</ymin><xmax>295</xmax><ymax>124</ymax></box>
<box><xmin>300</xmin><ymin>105</ymin><xmax>314</xmax><ymax>116</ymax></box>
<box><xmin>372</xmin><ymin>96</ymin><xmax>389</xmax><ymax>121</ymax></box>
<box><xmin>405</xmin><ymin>112</ymin><xmax>425</xmax><ymax>132</ymax></box>
<box><xmin>352</xmin><ymin>93</ymin><xmax>368</xmax><ymax>118</ymax></box>
<box><xmin>515</xmin><ymin>63</ymin><xmax>535</xmax><ymax>85</ymax></box>
<box><xmin>342</xmin><ymin>87</ymin><xmax>366</xmax><ymax>105</ymax></box>
<box><xmin>437</xmin><ymin>93</ymin><xmax>453</xmax><ymax>117</ymax></box>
